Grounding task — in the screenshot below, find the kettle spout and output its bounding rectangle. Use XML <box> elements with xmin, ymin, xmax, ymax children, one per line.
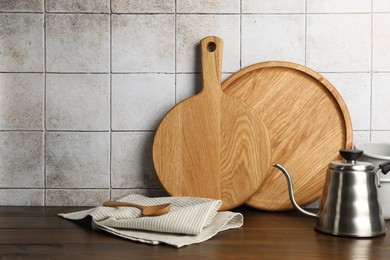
<box><xmin>273</xmin><ymin>164</ymin><xmax>318</xmax><ymax>219</ymax></box>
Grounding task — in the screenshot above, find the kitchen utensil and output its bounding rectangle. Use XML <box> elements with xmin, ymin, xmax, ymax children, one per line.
<box><xmin>355</xmin><ymin>142</ymin><xmax>390</xmax><ymax>219</ymax></box>
<box><xmin>221</xmin><ymin>61</ymin><xmax>352</xmax><ymax>210</ymax></box>
<box><xmin>275</xmin><ymin>149</ymin><xmax>390</xmax><ymax>237</ymax></box>
<box><xmin>153</xmin><ymin>36</ymin><xmax>270</xmax><ymax>211</ymax></box>
<box><xmin>103</xmin><ymin>201</ymin><xmax>171</xmax><ymax>216</ymax></box>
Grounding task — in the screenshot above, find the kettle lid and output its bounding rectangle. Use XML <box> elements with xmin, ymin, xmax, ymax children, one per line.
<box><xmin>330</xmin><ymin>149</ymin><xmax>375</xmax><ymax>171</ymax></box>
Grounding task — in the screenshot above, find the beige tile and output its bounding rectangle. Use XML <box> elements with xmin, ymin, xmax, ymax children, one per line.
<box><xmin>46</xmin><ymin>189</ymin><xmax>110</xmax><ymax>206</ymax></box>
<box><xmin>372</xmin><ymin>73</ymin><xmax>390</xmax><ymax>130</ymax></box>
<box><xmin>242</xmin><ymin>0</ymin><xmax>305</xmax><ymax>13</ymax></box>
<box><xmin>46</xmin><ymin>132</ymin><xmax>110</xmax><ymax>188</ymax></box>
<box><xmin>307</xmin><ymin>0</ymin><xmax>371</xmax><ymax>13</ymax></box>
<box><xmin>0</xmin><ymin>13</ymin><xmax>43</xmax><ymax>72</ymax></box>
<box><xmin>0</xmin><ymin>132</ymin><xmax>44</xmax><ymax>188</ymax></box>
<box><xmin>177</xmin><ymin>0</ymin><xmax>240</xmax><ymax>13</ymax></box>
<box><xmin>111</xmin><ymin>189</ymin><xmax>168</xmax><ymax>200</ymax></box>
<box><xmin>0</xmin><ymin>189</ymin><xmax>44</xmax><ymax>206</ymax></box>
<box><xmin>112</xmin><ymin>0</ymin><xmax>174</xmax><ymax>13</ymax></box>
<box><xmin>0</xmin><ymin>0</ymin><xmax>43</xmax><ymax>11</ymax></box>
<box><xmin>373</xmin><ymin>14</ymin><xmax>390</xmax><ymax>71</ymax></box>
<box><xmin>111</xmin><ymin>132</ymin><xmax>161</xmax><ymax>189</ymax></box>
<box><xmin>112</xmin><ymin>15</ymin><xmax>175</xmax><ymax>73</ymax></box>
<box><xmin>307</xmin><ymin>14</ymin><xmax>371</xmax><ymax>72</ymax></box>
<box><xmin>322</xmin><ymin>73</ymin><xmax>371</xmax><ymax>130</ymax></box>
<box><xmin>46</xmin><ymin>0</ymin><xmax>110</xmax><ymax>13</ymax></box>
<box><xmin>371</xmin><ymin>132</ymin><xmax>390</xmax><ymax>142</ymax></box>
<box><xmin>46</xmin><ymin>14</ymin><xmax>110</xmax><ymax>72</ymax></box>
<box><xmin>176</xmin><ymin>15</ymin><xmax>240</xmax><ymax>73</ymax></box>
<box><xmin>112</xmin><ymin>74</ymin><xmax>175</xmax><ymax>130</ymax></box>
<box><xmin>0</xmin><ymin>73</ymin><xmax>43</xmax><ymax>130</ymax></box>
<box><xmin>46</xmin><ymin>74</ymin><xmax>109</xmax><ymax>130</ymax></box>
<box><xmin>242</xmin><ymin>14</ymin><xmax>305</xmax><ymax>67</ymax></box>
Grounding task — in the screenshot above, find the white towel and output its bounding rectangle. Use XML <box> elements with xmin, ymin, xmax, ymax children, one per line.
<box><xmin>58</xmin><ymin>194</ymin><xmax>243</xmax><ymax>248</ymax></box>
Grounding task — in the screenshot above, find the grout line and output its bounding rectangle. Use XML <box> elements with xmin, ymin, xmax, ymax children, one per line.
<box><xmin>0</xmin><ymin>130</ymin><xmax>45</xmax><ymax>132</ymax></box>
<box><xmin>0</xmin><ymin>71</ymin><xmax>46</xmax><ymax>74</ymax></box>
<box><xmin>370</xmin><ymin>0</ymin><xmax>373</xmax><ymax>140</ymax></box>
<box><xmin>174</xmin><ymin>0</ymin><xmax>177</xmax><ymax>104</ymax></box>
<box><xmin>109</xmin><ymin>0</ymin><xmax>113</xmax><ymax>200</ymax></box>
<box><xmin>43</xmin><ymin>0</ymin><xmax>47</xmax><ymax>206</ymax></box>
<box><xmin>3</xmin><ymin>11</ymin><xmax>390</xmax><ymax>15</ymax></box>
<box><xmin>0</xmin><ymin>129</ymin><xmax>158</xmax><ymax>132</ymax></box>
<box><xmin>304</xmin><ymin>0</ymin><xmax>307</xmax><ymax>66</ymax></box>
<box><xmin>4</xmin><ymin>70</ymin><xmax>390</xmax><ymax>75</ymax></box>
<box><xmin>239</xmin><ymin>0</ymin><xmax>242</xmax><ymax>69</ymax></box>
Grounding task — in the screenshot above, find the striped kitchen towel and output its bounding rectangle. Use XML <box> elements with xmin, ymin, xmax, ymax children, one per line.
<box><xmin>58</xmin><ymin>194</ymin><xmax>243</xmax><ymax>248</ymax></box>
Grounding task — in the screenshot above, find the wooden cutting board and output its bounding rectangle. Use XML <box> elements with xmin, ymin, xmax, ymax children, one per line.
<box><xmin>153</xmin><ymin>36</ymin><xmax>271</xmax><ymax>210</ymax></box>
<box><xmin>222</xmin><ymin>61</ymin><xmax>353</xmax><ymax>211</ymax></box>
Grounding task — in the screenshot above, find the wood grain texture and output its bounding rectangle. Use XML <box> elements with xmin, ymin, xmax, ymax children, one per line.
<box><xmin>222</xmin><ymin>61</ymin><xmax>353</xmax><ymax>211</ymax></box>
<box><xmin>153</xmin><ymin>36</ymin><xmax>270</xmax><ymax>210</ymax></box>
<box><xmin>1</xmin><ymin>207</ymin><xmax>390</xmax><ymax>259</ymax></box>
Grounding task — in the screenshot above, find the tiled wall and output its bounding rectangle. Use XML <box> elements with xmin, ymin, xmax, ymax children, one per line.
<box><xmin>0</xmin><ymin>0</ymin><xmax>389</xmax><ymax>206</ymax></box>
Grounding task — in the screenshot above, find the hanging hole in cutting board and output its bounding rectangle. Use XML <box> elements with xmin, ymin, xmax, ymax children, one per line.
<box><xmin>207</xmin><ymin>42</ymin><xmax>216</xmax><ymax>52</ymax></box>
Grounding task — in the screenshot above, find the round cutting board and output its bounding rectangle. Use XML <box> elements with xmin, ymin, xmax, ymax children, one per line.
<box><xmin>153</xmin><ymin>36</ymin><xmax>271</xmax><ymax>211</ymax></box>
<box><xmin>222</xmin><ymin>61</ymin><xmax>353</xmax><ymax>211</ymax></box>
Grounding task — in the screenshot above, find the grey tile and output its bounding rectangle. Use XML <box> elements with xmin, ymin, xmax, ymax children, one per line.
<box><xmin>46</xmin><ymin>14</ymin><xmax>110</xmax><ymax>72</ymax></box>
<box><xmin>112</xmin><ymin>0</ymin><xmax>175</xmax><ymax>13</ymax></box>
<box><xmin>46</xmin><ymin>0</ymin><xmax>110</xmax><ymax>13</ymax></box>
<box><xmin>46</xmin><ymin>189</ymin><xmax>109</xmax><ymax>206</ymax></box>
<box><xmin>353</xmin><ymin>131</ymin><xmax>370</xmax><ymax>145</ymax></box>
<box><xmin>0</xmin><ymin>132</ymin><xmax>44</xmax><ymax>188</ymax></box>
<box><xmin>306</xmin><ymin>14</ymin><xmax>371</xmax><ymax>72</ymax></box>
<box><xmin>46</xmin><ymin>74</ymin><xmax>109</xmax><ymax>131</ymax></box>
<box><xmin>371</xmin><ymin>131</ymin><xmax>390</xmax><ymax>143</ymax></box>
<box><xmin>0</xmin><ymin>73</ymin><xmax>44</xmax><ymax>130</ymax></box>
<box><xmin>176</xmin><ymin>74</ymin><xmax>202</xmax><ymax>103</ymax></box>
<box><xmin>242</xmin><ymin>0</ymin><xmax>305</xmax><ymax>13</ymax></box>
<box><xmin>177</xmin><ymin>0</ymin><xmax>240</xmax><ymax>13</ymax></box>
<box><xmin>307</xmin><ymin>0</ymin><xmax>371</xmax><ymax>13</ymax></box>
<box><xmin>112</xmin><ymin>14</ymin><xmax>175</xmax><ymax>72</ymax></box>
<box><xmin>373</xmin><ymin>14</ymin><xmax>390</xmax><ymax>71</ymax></box>
<box><xmin>176</xmin><ymin>15</ymin><xmax>240</xmax><ymax>73</ymax></box>
<box><xmin>241</xmin><ymin>14</ymin><xmax>305</xmax><ymax>67</ymax></box>
<box><xmin>0</xmin><ymin>189</ymin><xmax>44</xmax><ymax>206</ymax></box>
<box><xmin>374</xmin><ymin>0</ymin><xmax>390</xmax><ymax>12</ymax></box>
<box><xmin>322</xmin><ymin>73</ymin><xmax>371</xmax><ymax>131</ymax></box>
<box><xmin>112</xmin><ymin>74</ymin><xmax>175</xmax><ymax>130</ymax></box>
<box><xmin>176</xmin><ymin>73</ymin><xmax>231</xmax><ymax>103</ymax></box>
<box><xmin>111</xmin><ymin>132</ymin><xmax>161</xmax><ymax>189</ymax></box>
<box><xmin>46</xmin><ymin>132</ymin><xmax>110</xmax><ymax>188</ymax></box>
<box><xmin>372</xmin><ymin>73</ymin><xmax>390</xmax><ymax>130</ymax></box>
<box><xmin>111</xmin><ymin>189</ymin><xmax>167</xmax><ymax>200</ymax></box>
<box><xmin>0</xmin><ymin>0</ymin><xmax>43</xmax><ymax>12</ymax></box>
<box><xmin>0</xmin><ymin>13</ymin><xmax>44</xmax><ymax>72</ymax></box>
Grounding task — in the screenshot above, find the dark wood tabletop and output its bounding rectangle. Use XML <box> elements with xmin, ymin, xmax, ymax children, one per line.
<box><xmin>0</xmin><ymin>206</ymin><xmax>389</xmax><ymax>259</ymax></box>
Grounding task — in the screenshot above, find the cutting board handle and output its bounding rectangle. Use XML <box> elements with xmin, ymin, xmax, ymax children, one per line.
<box><xmin>200</xmin><ymin>36</ymin><xmax>223</xmax><ymax>96</ymax></box>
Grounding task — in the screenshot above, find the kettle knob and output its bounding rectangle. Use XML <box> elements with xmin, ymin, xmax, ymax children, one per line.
<box><xmin>339</xmin><ymin>149</ymin><xmax>363</xmax><ymax>163</ymax></box>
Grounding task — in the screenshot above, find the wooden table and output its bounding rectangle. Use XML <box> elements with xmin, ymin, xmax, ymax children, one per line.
<box><xmin>0</xmin><ymin>206</ymin><xmax>389</xmax><ymax>259</ymax></box>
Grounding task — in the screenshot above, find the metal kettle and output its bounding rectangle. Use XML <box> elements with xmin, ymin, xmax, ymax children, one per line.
<box><xmin>275</xmin><ymin>149</ymin><xmax>390</xmax><ymax>237</ymax></box>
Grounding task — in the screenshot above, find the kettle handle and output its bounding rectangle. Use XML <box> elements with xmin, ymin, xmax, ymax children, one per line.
<box><xmin>379</xmin><ymin>161</ymin><xmax>390</xmax><ymax>175</ymax></box>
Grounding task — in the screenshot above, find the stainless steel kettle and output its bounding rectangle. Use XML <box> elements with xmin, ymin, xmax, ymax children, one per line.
<box><xmin>275</xmin><ymin>149</ymin><xmax>390</xmax><ymax>237</ymax></box>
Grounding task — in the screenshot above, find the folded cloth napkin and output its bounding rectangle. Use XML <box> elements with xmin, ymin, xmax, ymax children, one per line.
<box><xmin>58</xmin><ymin>194</ymin><xmax>243</xmax><ymax>248</ymax></box>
